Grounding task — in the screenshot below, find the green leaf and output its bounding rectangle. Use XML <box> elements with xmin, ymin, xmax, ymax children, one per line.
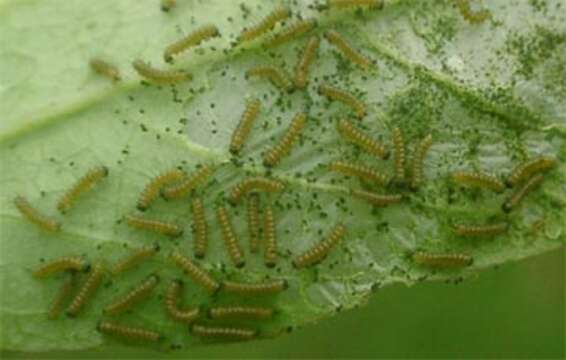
<box><xmin>1</xmin><ymin>0</ymin><xmax>564</xmax><ymax>353</ymax></box>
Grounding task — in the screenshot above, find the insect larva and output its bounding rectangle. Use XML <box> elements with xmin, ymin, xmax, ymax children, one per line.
<box><xmin>111</xmin><ymin>245</ymin><xmax>159</xmax><ymax>276</ymax></box>
<box><xmin>502</xmin><ymin>174</ymin><xmax>544</xmax><ymax>213</ymax></box>
<box><xmin>263</xmin><ymin>205</ymin><xmax>277</xmax><ymax>268</ymax></box>
<box><xmin>267</xmin><ymin>19</ymin><xmax>317</xmax><ymax>47</ymax></box>
<box><xmin>229</xmin><ymin>98</ymin><xmax>261</xmax><ymax>155</ymax></box>
<box><xmin>98</xmin><ymin>321</ymin><xmax>162</xmax><ymax>342</ymax></box>
<box><xmin>90</xmin><ymin>58</ymin><xmax>121</xmax><ymax>81</ymax></box>
<box><xmin>337</xmin><ymin>119</ymin><xmax>389</xmax><ymax>159</ymax></box>
<box><xmin>263</xmin><ymin>112</ymin><xmax>308</xmax><ymax>167</ymax></box>
<box><xmin>295</xmin><ymin>36</ymin><xmax>320</xmax><ymax>88</ymax></box>
<box><xmin>324</xmin><ymin>30</ymin><xmax>373</xmax><ymax>70</ymax></box>
<box><xmin>191</xmin><ymin>324</ymin><xmax>257</xmax><ymax>341</ymax></box>
<box><xmin>33</xmin><ymin>256</ymin><xmax>85</xmax><ymax>279</ymax></box>
<box><xmin>319</xmin><ymin>84</ymin><xmax>366</xmax><ymax>119</ymax></box>
<box><xmin>451</xmin><ymin>171</ymin><xmax>505</xmax><ymax>193</ymax></box>
<box><xmin>57</xmin><ymin>166</ymin><xmax>108</xmax><ymax>214</ymax></box>
<box><xmin>132</xmin><ymin>59</ymin><xmax>190</xmax><ymax>84</ymax></box>
<box><xmin>164</xmin><ymin>280</ymin><xmax>201</xmax><ymax>323</ymax></box>
<box><xmin>247</xmin><ymin>194</ymin><xmax>261</xmax><ymax>253</ymax></box>
<box><xmin>126</xmin><ymin>214</ymin><xmax>183</xmax><ymax>238</ymax></box>
<box><xmin>229</xmin><ymin>177</ymin><xmax>285</xmax><ymax>204</ymax></box>
<box><xmin>170</xmin><ymin>251</ymin><xmax>220</xmax><ymax>294</ymax></box>
<box><xmin>329</xmin><ymin>161</ymin><xmax>389</xmax><ymax>185</ymax></box>
<box><xmin>506</xmin><ymin>156</ymin><xmax>555</xmax><ymax>187</ymax></box>
<box><xmin>14</xmin><ymin>196</ymin><xmax>61</xmax><ymax>232</ymax></box>
<box><xmin>164</xmin><ymin>24</ymin><xmax>220</xmax><ymax>62</ymax></box>
<box><xmin>246</xmin><ymin>66</ymin><xmax>294</xmax><ymax>92</ymax></box>
<box><xmin>216</xmin><ymin>206</ymin><xmax>245</xmax><ymax>268</ymax></box>
<box><xmin>412</xmin><ymin>252</ymin><xmax>473</xmax><ymax>268</ymax></box>
<box><xmin>191</xmin><ymin>197</ymin><xmax>208</xmax><ymax>259</ymax></box>
<box><xmin>160</xmin><ymin>0</ymin><xmax>176</xmax><ymax>12</ymax></box>
<box><xmin>455</xmin><ymin>0</ymin><xmax>491</xmax><ymax>24</ymax></box>
<box><xmin>392</xmin><ymin>127</ymin><xmax>406</xmax><ymax>183</ymax></box>
<box><xmin>161</xmin><ymin>165</ymin><xmax>212</xmax><ymax>199</ymax></box>
<box><xmin>137</xmin><ymin>169</ymin><xmax>185</xmax><ymax>211</ymax></box>
<box><xmin>237</xmin><ymin>6</ymin><xmax>292</xmax><ymax>43</ymax></box>
<box><xmin>208</xmin><ymin>306</ymin><xmax>274</xmax><ymax>320</ymax></box>
<box><xmin>221</xmin><ymin>279</ymin><xmax>288</xmax><ymax>296</ymax></box>
<box><xmin>293</xmin><ymin>224</ymin><xmax>346</xmax><ymax>268</ymax></box>
<box><xmin>48</xmin><ymin>273</ymin><xmax>75</xmax><ymax>320</ymax></box>
<box><xmin>327</xmin><ymin>0</ymin><xmax>384</xmax><ymax>9</ymax></box>
<box><xmin>454</xmin><ymin>222</ymin><xmax>508</xmax><ymax>237</ymax></box>
<box><xmin>67</xmin><ymin>263</ymin><xmax>104</xmax><ymax>317</ymax></box>
<box><xmin>351</xmin><ymin>189</ymin><xmax>402</xmax><ymax>207</ymax></box>
<box><xmin>410</xmin><ymin>134</ymin><xmax>433</xmax><ymax>190</ymax></box>
<box><xmin>104</xmin><ymin>275</ymin><xmax>159</xmax><ymax>315</ymax></box>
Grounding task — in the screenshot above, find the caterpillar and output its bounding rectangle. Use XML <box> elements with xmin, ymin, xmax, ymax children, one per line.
<box><xmin>229</xmin><ymin>98</ymin><xmax>261</xmax><ymax>155</ymax></box>
<box><xmin>263</xmin><ymin>112</ymin><xmax>308</xmax><ymax>167</ymax></box>
<box><xmin>48</xmin><ymin>273</ymin><xmax>76</xmax><ymax>320</ymax></box>
<box><xmin>506</xmin><ymin>156</ymin><xmax>555</xmax><ymax>187</ymax></box>
<box><xmin>229</xmin><ymin>177</ymin><xmax>285</xmax><ymax>204</ymax></box>
<box><xmin>455</xmin><ymin>0</ymin><xmax>491</xmax><ymax>24</ymax></box>
<box><xmin>163</xmin><ymin>24</ymin><xmax>219</xmax><ymax>62</ymax></box>
<box><xmin>208</xmin><ymin>306</ymin><xmax>274</xmax><ymax>320</ymax></box>
<box><xmin>502</xmin><ymin>174</ymin><xmax>544</xmax><ymax>213</ymax></box>
<box><xmin>126</xmin><ymin>214</ymin><xmax>183</xmax><ymax>238</ymax></box>
<box><xmin>98</xmin><ymin>321</ymin><xmax>162</xmax><ymax>342</ymax></box>
<box><xmin>170</xmin><ymin>251</ymin><xmax>220</xmax><ymax>294</ymax></box>
<box><xmin>328</xmin><ymin>161</ymin><xmax>389</xmax><ymax>185</ymax></box>
<box><xmin>237</xmin><ymin>6</ymin><xmax>292</xmax><ymax>43</ymax></box>
<box><xmin>132</xmin><ymin>59</ymin><xmax>190</xmax><ymax>84</ymax></box>
<box><xmin>104</xmin><ymin>274</ymin><xmax>160</xmax><ymax>315</ymax></box>
<box><xmin>33</xmin><ymin>256</ymin><xmax>85</xmax><ymax>278</ymax></box>
<box><xmin>164</xmin><ymin>280</ymin><xmax>201</xmax><ymax>323</ymax></box>
<box><xmin>160</xmin><ymin>0</ymin><xmax>176</xmax><ymax>12</ymax></box>
<box><xmin>263</xmin><ymin>205</ymin><xmax>278</xmax><ymax>268</ymax></box>
<box><xmin>319</xmin><ymin>84</ymin><xmax>366</xmax><ymax>119</ymax></box>
<box><xmin>111</xmin><ymin>245</ymin><xmax>159</xmax><ymax>276</ymax></box>
<box><xmin>293</xmin><ymin>223</ymin><xmax>346</xmax><ymax>268</ymax></box>
<box><xmin>191</xmin><ymin>197</ymin><xmax>208</xmax><ymax>259</ymax></box>
<box><xmin>247</xmin><ymin>194</ymin><xmax>261</xmax><ymax>253</ymax></box>
<box><xmin>67</xmin><ymin>262</ymin><xmax>104</xmax><ymax>317</ymax></box>
<box><xmin>89</xmin><ymin>58</ymin><xmax>121</xmax><ymax>81</ymax></box>
<box><xmin>410</xmin><ymin>134</ymin><xmax>433</xmax><ymax>190</ymax></box>
<box><xmin>161</xmin><ymin>165</ymin><xmax>213</xmax><ymax>199</ymax></box>
<box><xmin>246</xmin><ymin>65</ymin><xmax>294</xmax><ymax>92</ymax></box>
<box><xmin>326</xmin><ymin>0</ymin><xmax>384</xmax><ymax>9</ymax></box>
<box><xmin>216</xmin><ymin>206</ymin><xmax>245</xmax><ymax>268</ymax></box>
<box><xmin>221</xmin><ymin>279</ymin><xmax>288</xmax><ymax>296</ymax></box>
<box><xmin>454</xmin><ymin>222</ymin><xmax>508</xmax><ymax>237</ymax></box>
<box><xmin>324</xmin><ymin>30</ymin><xmax>374</xmax><ymax>70</ymax></box>
<box><xmin>190</xmin><ymin>324</ymin><xmax>257</xmax><ymax>341</ymax></box>
<box><xmin>451</xmin><ymin>171</ymin><xmax>505</xmax><ymax>193</ymax></box>
<box><xmin>294</xmin><ymin>36</ymin><xmax>320</xmax><ymax>89</ymax></box>
<box><xmin>14</xmin><ymin>196</ymin><xmax>61</xmax><ymax>232</ymax></box>
<box><xmin>137</xmin><ymin>169</ymin><xmax>186</xmax><ymax>211</ymax></box>
<box><xmin>337</xmin><ymin>119</ymin><xmax>389</xmax><ymax>159</ymax></box>
<box><xmin>392</xmin><ymin>127</ymin><xmax>406</xmax><ymax>183</ymax></box>
<box><xmin>412</xmin><ymin>252</ymin><xmax>473</xmax><ymax>268</ymax></box>
<box><xmin>267</xmin><ymin>19</ymin><xmax>317</xmax><ymax>47</ymax></box>
<box><xmin>351</xmin><ymin>189</ymin><xmax>402</xmax><ymax>207</ymax></box>
<box><xmin>57</xmin><ymin>166</ymin><xmax>108</xmax><ymax>214</ymax></box>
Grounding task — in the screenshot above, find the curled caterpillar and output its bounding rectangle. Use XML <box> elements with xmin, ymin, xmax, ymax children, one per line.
<box><xmin>191</xmin><ymin>197</ymin><xmax>208</xmax><ymax>259</ymax></box>
<box><xmin>229</xmin><ymin>98</ymin><xmax>261</xmax><ymax>155</ymax></box>
<box><xmin>263</xmin><ymin>112</ymin><xmax>308</xmax><ymax>167</ymax></box>
<box><xmin>14</xmin><ymin>196</ymin><xmax>61</xmax><ymax>232</ymax></box>
<box><xmin>67</xmin><ymin>262</ymin><xmax>104</xmax><ymax>317</ymax></box>
<box><xmin>191</xmin><ymin>324</ymin><xmax>257</xmax><ymax>341</ymax></box>
<box><xmin>246</xmin><ymin>65</ymin><xmax>294</xmax><ymax>92</ymax></box>
<box><xmin>392</xmin><ymin>127</ymin><xmax>406</xmax><ymax>183</ymax></box>
<box><xmin>104</xmin><ymin>274</ymin><xmax>159</xmax><ymax>315</ymax></box>
<box><xmin>502</xmin><ymin>174</ymin><xmax>544</xmax><ymax>213</ymax></box>
<box><xmin>208</xmin><ymin>306</ymin><xmax>274</xmax><ymax>320</ymax></box>
<box><xmin>451</xmin><ymin>171</ymin><xmax>505</xmax><ymax>193</ymax></box>
<box><xmin>412</xmin><ymin>252</ymin><xmax>473</xmax><ymax>268</ymax></box>
<box><xmin>295</xmin><ymin>36</ymin><xmax>320</xmax><ymax>88</ymax></box>
<box><xmin>126</xmin><ymin>214</ymin><xmax>183</xmax><ymax>238</ymax></box>
<box><xmin>164</xmin><ymin>280</ymin><xmax>201</xmax><ymax>323</ymax></box>
<box><xmin>267</xmin><ymin>19</ymin><xmax>317</xmax><ymax>47</ymax></box>
<box><xmin>48</xmin><ymin>272</ymin><xmax>76</xmax><ymax>320</ymax></box>
<box><xmin>506</xmin><ymin>156</ymin><xmax>555</xmax><ymax>187</ymax></box>
<box><xmin>351</xmin><ymin>189</ymin><xmax>402</xmax><ymax>207</ymax></box>
<box><xmin>57</xmin><ymin>166</ymin><xmax>108</xmax><ymax>214</ymax></box>
<box><xmin>455</xmin><ymin>0</ymin><xmax>491</xmax><ymax>24</ymax></box>
<box><xmin>33</xmin><ymin>256</ymin><xmax>85</xmax><ymax>278</ymax></box>
<box><xmin>263</xmin><ymin>205</ymin><xmax>278</xmax><ymax>268</ymax></box>
<box><xmin>216</xmin><ymin>206</ymin><xmax>245</xmax><ymax>268</ymax></box>
<box><xmin>237</xmin><ymin>6</ymin><xmax>291</xmax><ymax>43</ymax></box>
<box><xmin>247</xmin><ymin>194</ymin><xmax>261</xmax><ymax>253</ymax></box>
<box><xmin>111</xmin><ymin>245</ymin><xmax>159</xmax><ymax>276</ymax></box>
<box><xmin>170</xmin><ymin>251</ymin><xmax>220</xmax><ymax>294</ymax></box>
<box><xmin>132</xmin><ymin>59</ymin><xmax>190</xmax><ymax>84</ymax></box>
<box><xmin>221</xmin><ymin>279</ymin><xmax>288</xmax><ymax>296</ymax></box>
<box><xmin>161</xmin><ymin>0</ymin><xmax>176</xmax><ymax>12</ymax></box>
<box><xmin>293</xmin><ymin>224</ymin><xmax>345</xmax><ymax>268</ymax></box>
<box><xmin>410</xmin><ymin>134</ymin><xmax>433</xmax><ymax>190</ymax></box>
<box><xmin>90</xmin><ymin>58</ymin><xmax>121</xmax><ymax>81</ymax></box>
<box><xmin>229</xmin><ymin>177</ymin><xmax>285</xmax><ymax>204</ymax></box>
<box><xmin>161</xmin><ymin>165</ymin><xmax>212</xmax><ymax>199</ymax></box>
<box><xmin>337</xmin><ymin>119</ymin><xmax>389</xmax><ymax>159</ymax></box>
<box><xmin>326</xmin><ymin>0</ymin><xmax>384</xmax><ymax>9</ymax></box>
<box><xmin>454</xmin><ymin>222</ymin><xmax>508</xmax><ymax>237</ymax></box>
<box><xmin>164</xmin><ymin>24</ymin><xmax>219</xmax><ymax>62</ymax></box>
<box><xmin>324</xmin><ymin>30</ymin><xmax>374</xmax><ymax>70</ymax></box>
<box><xmin>137</xmin><ymin>169</ymin><xmax>185</xmax><ymax>211</ymax></box>
<box><xmin>329</xmin><ymin>161</ymin><xmax>389</xmax><ymax>185</ymax></box>
<box><xmin>98</xmin><ymin>321</ymin><xmax>162</xmax><ymax>342</ymax></box>
<box><xmin>319</xmin><ymin>84</ymin><xmax>366</xmax><ymax>119</ymax></box>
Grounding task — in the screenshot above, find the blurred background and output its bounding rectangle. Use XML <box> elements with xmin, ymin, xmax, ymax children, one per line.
<box><xmin>4</xmin><ymin>248</ymin><xmax>563</xmax><ymax>359</ymax></box>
